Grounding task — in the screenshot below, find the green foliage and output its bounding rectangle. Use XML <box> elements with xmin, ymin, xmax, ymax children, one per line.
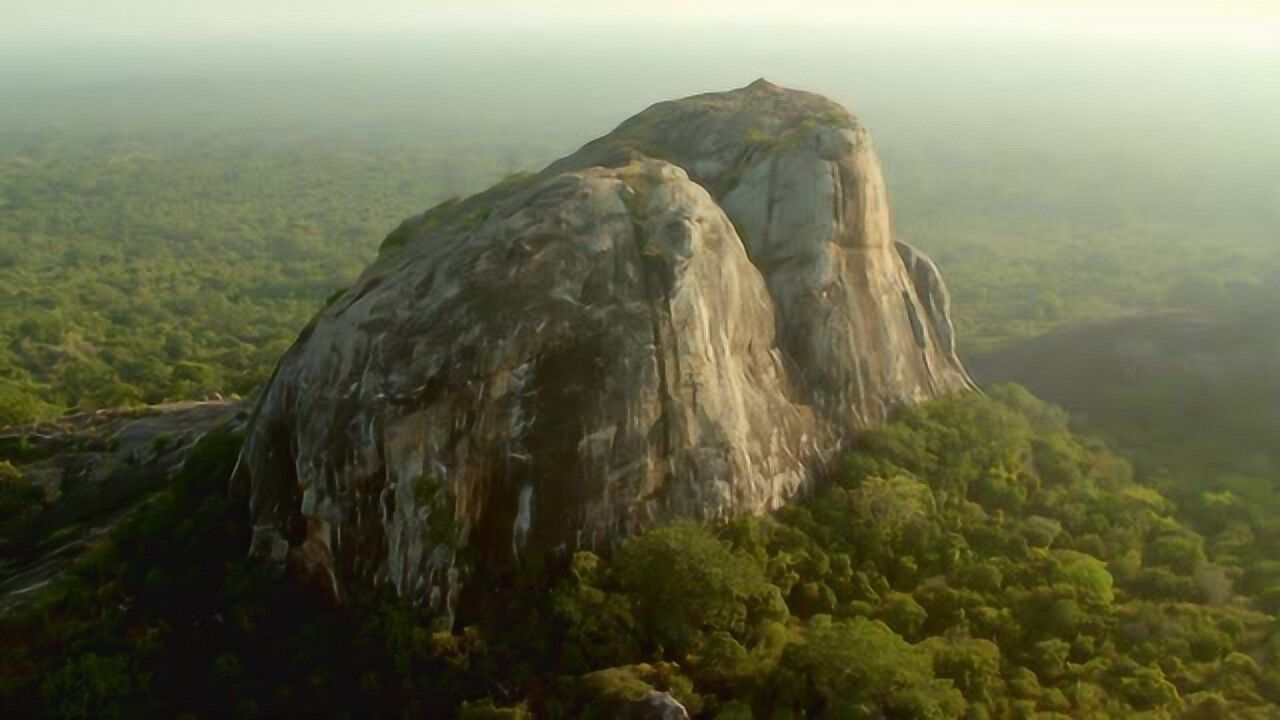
<box><xmin>525</xmin><ymin>388</ymin><xmax>1279</xmax><ymax>718</ymax></box>
<box><xmin>778</xmin><ymin>616</ymin><xmax>964</xmax><ymax>718</ymax></box>
<box><xmin>922</xmin><ymin>635</ymin><xmax>1003</xmax><ymax>705</ymax></box>
<box><xmin>4</xmin><ymin>389</ymin><xmax>1280</xmax><ymax>717</ymax></box>
<box><xmin>0</xmin><ymin>380</ymin><xmax>60</xmax><ymax>426</ymax></box>
<box><xmin>458</xmin><ymin>700</ymin><xmax>532</xmax><ymax>719</ymax></box>
<box><xmin>549</xmin><ymin>551</ymin><xmax>642</xmax><ymax>671</ymax></box>
<box><xmin>0</xmin><ymin>130</ymin><xmax>542</xmax><ymax>418</ymax></box>
<box><xmin>40</xmin><ymin>653</ymin><xmax>143</xmax><ymax>720</ymax></box>
<box><xmin>1051</xmin><ymin>549</ymin><xmax>1114</xmax><ymax>606</ymax></box>
<box><xmin>0</xmin><ymin>461</ymin><xmax>42</xmax><ymax>558</ymax></box>
<box><xmin>613</xmin><ymin>523</ymin><xmax>787</xmax><ymax>655</ymax></box>
<box><xmin>554</xmin><ymin>663</ymin><xmax>703</xmax><ymax>719</ymax></box>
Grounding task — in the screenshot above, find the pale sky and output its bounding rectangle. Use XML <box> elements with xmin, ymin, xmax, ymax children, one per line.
<box><xmin>5</xmin><ymin>0</ymin><xmax>1280</xmax><ymax>47</ymax></box>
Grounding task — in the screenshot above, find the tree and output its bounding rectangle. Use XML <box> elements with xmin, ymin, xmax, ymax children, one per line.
<box><xmin>778</xmin><ymin>616</ymin><xmax>964</xmax><ymax>718</ymax></box>
<box><xmin>0</xmin><ymin>381</ymin><xmax>58</xmax><ymax>427</ymax></box>
<box><xmin>1052</xmin><ymin>549</ymin><xmax>1115</xmax><ymax>606</ymax></box>
<box><xmin>922</xmin><ymin>635</ymin><xmax>1003</xmax><ymax>705</ymax></box>
<box><xmin>40</xmin><ymin>654</ymin><xmax>141</xmax><ymax>720</ymax></box>
<box><xmin>613</xmin><ymin>523</ymin><xmax>786</xmax><ymax>654</ymax></box>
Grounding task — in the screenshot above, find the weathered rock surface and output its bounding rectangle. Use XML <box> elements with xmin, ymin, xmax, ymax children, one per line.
<box><xmin>1</xmin><ymin>400</ymin><xmax>244</xmax><ymax>613</ymax></box>
<box><xmin>622</xmin><ymin>691</ymin><xmax>691</xmax><ymax>720</ymax></box>
<box><xmin>237</xmin><ymin>81</ymin><xmax>973</xmax><ymax>614</ymax></box>
<box><xmin>3</xmin><ymin>401</ymin><xmax>244</xmax><ymax>509</ymax></box>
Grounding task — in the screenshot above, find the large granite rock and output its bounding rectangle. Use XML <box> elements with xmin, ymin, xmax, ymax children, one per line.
<box><xmin>237</xmin><ymin>81</ymin><xmax>973</xmax><ymax>616</ymax></box>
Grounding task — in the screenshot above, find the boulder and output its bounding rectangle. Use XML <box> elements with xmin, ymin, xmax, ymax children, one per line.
<box><xmin>237</xmin><ymin>80</ymin><xmax>973</xmax><ymax>616</ymax></box>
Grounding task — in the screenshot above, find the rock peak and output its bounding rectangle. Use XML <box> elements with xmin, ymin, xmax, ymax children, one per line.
<box><xmin>238</xmin><ymin>83</ymin><xmax>975</xmax><ymax>618</ymax></box>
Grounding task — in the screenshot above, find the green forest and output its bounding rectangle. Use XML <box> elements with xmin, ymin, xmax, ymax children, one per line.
<box><xmin>0</xmin><ymin>128</ymin><xmax>548</xmax><ymax>420</ymax></box>
<box><xmin>5</xmin><ymin>387</ymin><xmax>1280</xmax><ymax>717</ymax></box>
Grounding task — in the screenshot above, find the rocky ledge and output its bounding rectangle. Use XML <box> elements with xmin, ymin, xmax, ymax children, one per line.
<box><xmin>1</xmin><ymin>400</ymin><xmax>244</xmax><ymax>612</ymax></box>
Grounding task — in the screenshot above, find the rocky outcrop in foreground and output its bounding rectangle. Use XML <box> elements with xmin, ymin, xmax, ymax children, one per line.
<box><xmin>1</xmin><ymin>401</ymin><xmax>243</xmax><ymax>613</ymax></box>
<box><xmin>237</xmin><ymin>80</ymin><xmax>974</xmax><ymax>615</ymax></box>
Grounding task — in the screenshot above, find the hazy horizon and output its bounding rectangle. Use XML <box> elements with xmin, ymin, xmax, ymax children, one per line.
<box><xmin>4</xmin><ymin>4</ymin><xmax>1276</xmax><ymax>289</ymax></box>
<box><xmin>3</xmin><ymin>0</ymin><xmax>1277</xmax><ymax>321</ymax></box>
<box><xmin>7</xmin><ymin>0</ymin><xmax>1280</xmax><ymax>46</ymax></box>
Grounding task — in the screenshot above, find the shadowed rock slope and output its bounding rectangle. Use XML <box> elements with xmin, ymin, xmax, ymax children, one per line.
<box><xmin>237</xmin><ymin>81</ymin><xmax>974</xmax><ymax>616</ymax></box>
<box><xmin>1</xmin><ymin>400</ymin><xmax>244</xmax><ymax>613</ymax></box>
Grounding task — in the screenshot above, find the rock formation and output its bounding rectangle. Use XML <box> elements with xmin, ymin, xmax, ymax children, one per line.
<box><xmin>1</xmin><ymin>400</ymin><xmax>244</xmax><ymax>613</ymax></box>
<box><xmin>622</xmin><ymin>691</ymin><xmax>691</xmax><ymax>720</ymax></box>
<box><xmin>236</xmin><ymin>80</ymin><xmax>973</xmax><ymax>615</ymax></box>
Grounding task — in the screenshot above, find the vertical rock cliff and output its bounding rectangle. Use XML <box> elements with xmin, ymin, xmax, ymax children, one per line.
<box><xmin>236</xmin><ymin>80</ymin><xmax>974</xmax><ymax>616</ymax></box>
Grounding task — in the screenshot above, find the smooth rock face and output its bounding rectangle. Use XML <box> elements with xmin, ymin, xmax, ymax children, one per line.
<box><xmin>237</xmin><ymin>81</ymin><xmax>973</xmax><ymax>614</ymax></box>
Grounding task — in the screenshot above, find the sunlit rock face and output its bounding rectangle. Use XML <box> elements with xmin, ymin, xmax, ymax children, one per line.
<box><xmin>236</xmin><ymin>80</ymin><xmax>974</xmax><ymax>617</ymax></box>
